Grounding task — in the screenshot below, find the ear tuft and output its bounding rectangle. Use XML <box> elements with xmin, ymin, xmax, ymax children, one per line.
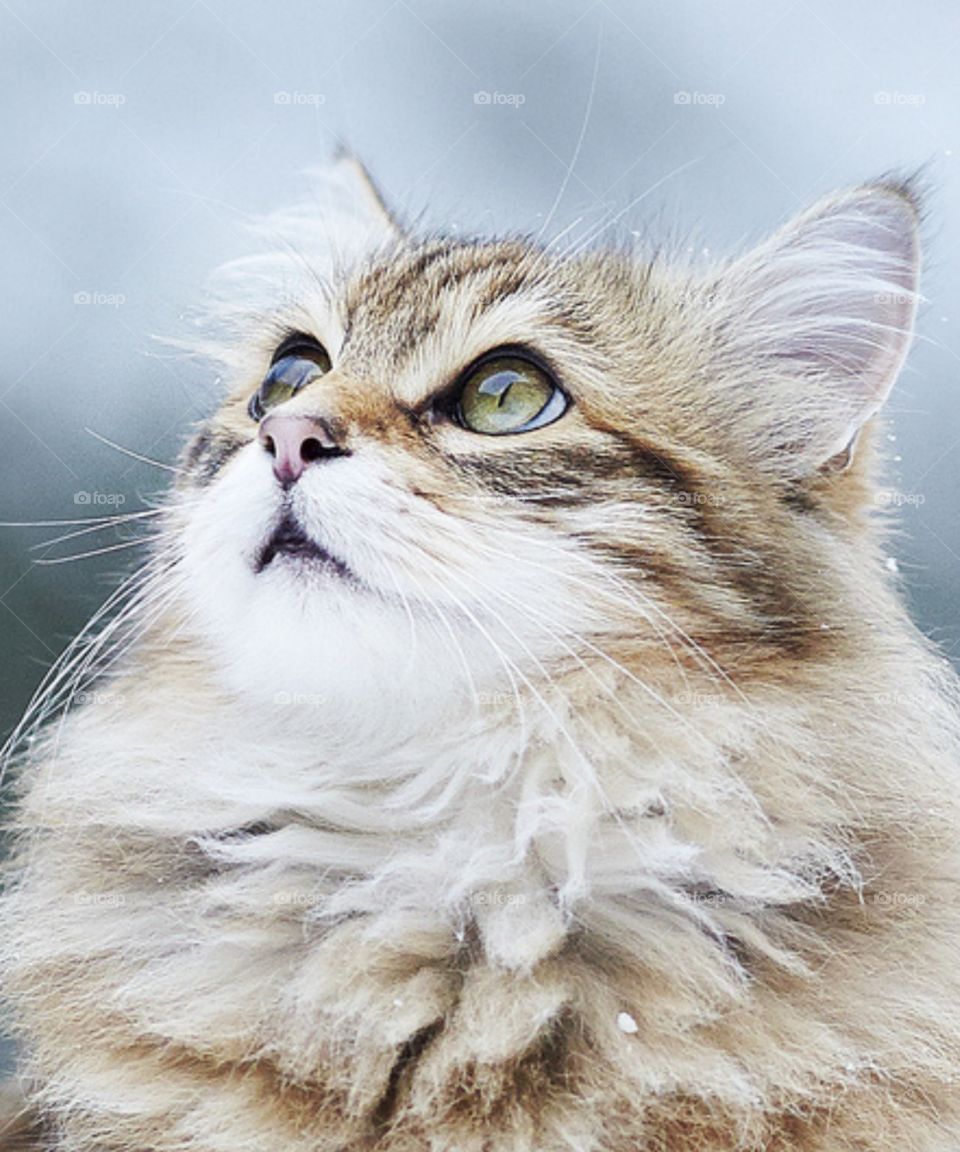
<box><xmin>176</xmin><ymin>154</ymin><xmax>401</xmax><ymax>381</ymax></box>
<box><xmin>232</xmin><ymin>152</ymin><xmax>400</xmax><ymax>285</ymax></box>
<box><xmin>711</xmin><ymin>181</ymin><xmax>921</xmax><ymax>476</ymax></box>
<box><xmin>320</xmin><ymin>148</ymin><xmax>401</xmax><ymax>237</ymax></box>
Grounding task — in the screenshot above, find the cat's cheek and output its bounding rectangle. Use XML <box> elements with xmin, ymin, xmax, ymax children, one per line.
<box><xmin>180</xmin><ymin>444</ymin><xmax>278</xmax><ymax>578</ymax></box>
<box><xmin>175</xmin><ymin>445</ymin><xmax>283</xmax><ymax>676</ymax></box>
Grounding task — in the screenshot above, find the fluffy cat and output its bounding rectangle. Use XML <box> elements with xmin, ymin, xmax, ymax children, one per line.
<box><xmin>2</xmin><ymin>157</ymin><xmax>960</xmax><ymax>1152</ymax></box>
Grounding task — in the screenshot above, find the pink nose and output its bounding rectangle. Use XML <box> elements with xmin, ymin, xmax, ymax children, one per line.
<box><xmin>258</xmin><ymin>413</ymin><xmax>348</xmax><ymax>486</ymax></box>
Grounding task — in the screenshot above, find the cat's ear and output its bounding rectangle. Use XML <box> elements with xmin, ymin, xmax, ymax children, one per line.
<box><xmin>236</xmin><ymin>152</ymin><xmax>402</xmax><ymax>283</ymax></box>
<box><xmin>185</xmin><ymin>155</ymin><xmax>402</xmax><ymax>376</ymax></box>
<box><xmin>317</xmin><ymin>150</ymin><xmax>401</xmax><ymax>238</ymax></box>
<box><xmin>712</xmin><ymin>182</ymin><xmax>921</xmax><ymax>477</ymax></box>
<box><xmin>258</xmin><ymin>151</ymin><xmax>402</xmax><ymax>274</ymax></box>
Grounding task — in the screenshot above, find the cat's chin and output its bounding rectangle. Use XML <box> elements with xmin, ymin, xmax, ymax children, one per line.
<box><xmin>177</xmin><ymin>564</ymin><xmax>487</xmax><ymax>744</ymax></box>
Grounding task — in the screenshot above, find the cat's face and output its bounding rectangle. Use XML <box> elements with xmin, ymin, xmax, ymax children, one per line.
<box><xmin>176</xmin><ymin>238</ymin><xmax>661</xmax><ymax>719</ymax></box>
<box><xmin>171</xmin><ymin>160</ymin><xmax>920</xmax><ymax>727</ymax></box>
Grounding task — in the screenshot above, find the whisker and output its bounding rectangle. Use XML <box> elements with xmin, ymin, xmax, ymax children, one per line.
<box><xmin>450</xmin><ymin>564</ymin><xmax>706</xmax><ymax>872</ymax></box>
<box><xmin>408</xmin><ymin>552</ymin><xmax>608</xmax><ymax>898</ymax></box>
<box><xmin>33</xmin><ymin>536</ymin><xmax>162</xmax><ymax>566</ymax></box>
<box><xmin>31</xmin><ymin>509</ymin><xmax>166</xmax><ymax>551</ymax></box>
<box><xmin>563</xmin><ymin>153</ymin><xmax>711</xmax><ymax>261</ymax></box>
<box><xmin>387</xmin><ymin>551</ymin><xmax>486</xmax><ymax>721</ymax></box>
<box><xmin>84</xmin><ymin>427</ymin><xmax>184</xmax><ymax>475</ymax></box>
<box><xmin>0</xmin><ymin>511</ymin><xmax>159</xmax><ymax>529</ymax></box>
<box><xmin>482</xmin><ymin>529</ymin><xmax>745</xmax><ymax>694</ymax></box>
<box><xmin>535</xmin><ymin>16</ymin><xmax>603</xmax><ymax>243</ymax></box>
<box><xmin>26</xmin><ymin>574</ymin><xmax>186</xmax><ymax>866</ymax></box>
<box><xmin>1</xmin><ymin>553</ymin><xmax>177</xmax><ymax>786</ymax></box>
<box><xmin>452</xmin><ymin>544</ymin><xmax>714</xmax><ymax>755</ymax></box>
<box><xmin>401</xmin><ymin>536</ymin><xmax>596</xmax><ymax>779</ymax></box>
<box><xmin>377</xmin><ymin>556</ymin><xmax>421</xmax><ymax>677</ymax></box>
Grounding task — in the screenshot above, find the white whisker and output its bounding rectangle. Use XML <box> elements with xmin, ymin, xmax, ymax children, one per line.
<box><xmin>30</xmin><ymin>509</ymin><xmax>166</xmax><ymax>551</ymax></box>
<box><xmin>33</xmin><ymin>536</ymin><xmax>162</xmax><ymax>566</ymax></box>
<box><xmin>84</xmin><ymin>427</ymin><xmax>184</xmax><ymax>475</ymax></box>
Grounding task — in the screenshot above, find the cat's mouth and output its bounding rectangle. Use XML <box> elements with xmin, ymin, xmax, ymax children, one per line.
<box><xmin>254</xmin><ymin>514</ymin><xmax>353</xmax><ymax>580</ymax></box>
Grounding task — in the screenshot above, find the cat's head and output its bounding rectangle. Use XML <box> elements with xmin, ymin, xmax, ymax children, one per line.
<box><xmin>170</xmin><ymin>157</ymin><xmax>920</xmax><ymax>731</ymax></box>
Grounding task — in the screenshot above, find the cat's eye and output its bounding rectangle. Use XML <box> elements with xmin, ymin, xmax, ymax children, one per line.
<box><xmin>248</xmin><ymin>335</ymin><xmax>332</xmax><ymax>422</ymax></box>
<box><xmin>455</xmin><ymin>354</ymin><xmax>567</xmax><ymax>435</ymax></box>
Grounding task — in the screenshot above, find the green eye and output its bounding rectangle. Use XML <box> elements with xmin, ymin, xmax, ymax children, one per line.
<box><xmin>248</xmin><ymin>336</ymin><xmax>331</xmax><ymax>422</ymax></box>
<box><xmin>456</xmin><ymin>355</ymin><xmax>567</xmax><ymax>435</ymax></box>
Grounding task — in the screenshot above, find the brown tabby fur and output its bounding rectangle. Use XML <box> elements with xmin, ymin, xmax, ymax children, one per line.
<box><xmin>2</xmin><ymin>162</ymin><xmax>959</xmax><ymax>1150</ymax></box>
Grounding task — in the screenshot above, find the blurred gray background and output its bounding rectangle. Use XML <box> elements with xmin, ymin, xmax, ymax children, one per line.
<box><xmin>1</xmin><ymin>0</ymin><xmax>959</xmax><ymax>1072</ymax></box>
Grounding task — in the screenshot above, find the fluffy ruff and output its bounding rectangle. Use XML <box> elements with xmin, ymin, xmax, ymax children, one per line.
<box><xmin>5</xmin><ymin>579</ymin><xmax>960</xmax><ymax>1151</ymax></box>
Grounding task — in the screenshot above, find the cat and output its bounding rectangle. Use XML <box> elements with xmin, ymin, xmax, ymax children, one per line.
<box><xmin>2</xmin><ymin>155</ymin><xmax>960</xmax><ymax>1152</ymax></box>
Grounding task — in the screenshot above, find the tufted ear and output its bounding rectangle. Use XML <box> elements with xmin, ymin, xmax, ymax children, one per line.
<box><xmin>709</xmin><ymin>182</ymin><xmax>921</xmax><ymax>477</ymax></box>
<box><xmin>181</xmin><ymin>154</ymin><xmax>402</xmax><ymax>380</ymax></box>
<box><xmin>315</xmin><ymin>150</ymin><xmax>401</xmax><ymax>238</ymax></box>
<box><xmin>232</xmin><ymin>151</ymin><xmax>401</xmax><ymax>287</ymax></box>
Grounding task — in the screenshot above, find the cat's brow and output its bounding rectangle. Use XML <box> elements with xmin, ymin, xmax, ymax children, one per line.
<box><xmin>341</xmin><ymin>241</ymin><xmax>561</xmax><ymax>406</ymax></box>
<box><xmin>383</xmin><ymin>293</ymin><xmax>567</xmax><ymax>409</ymax></box>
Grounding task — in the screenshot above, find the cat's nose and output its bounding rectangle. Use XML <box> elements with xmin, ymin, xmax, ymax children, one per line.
<box><xmin>258</xmin><ymin>412</ymin><xmax>349</xmax><ymax>486</ymax></box>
